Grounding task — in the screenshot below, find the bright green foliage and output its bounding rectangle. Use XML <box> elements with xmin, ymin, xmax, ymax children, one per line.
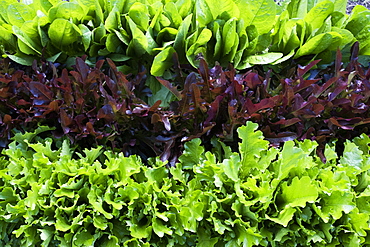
<box><xmin>0</xmin><ymin>0</ymin><xmax>369</xmax><ymax>75</ymax></box>
<box><xmin>1</xmin><ymin>122</ymin><xmax>370</xmax><ymax>246</ymax></box>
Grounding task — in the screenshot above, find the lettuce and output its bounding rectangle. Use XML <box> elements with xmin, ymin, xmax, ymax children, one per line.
<box><xmin>1</xmin><ymin>123</ymin><xmax>370</xmax><ymax>246</ymax></box>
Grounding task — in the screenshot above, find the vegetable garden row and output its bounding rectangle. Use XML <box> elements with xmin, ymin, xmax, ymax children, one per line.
<box><xmin>0</xmin><ymin>0</ymin><xmax>370</xmax><ymax>246</ymax></box>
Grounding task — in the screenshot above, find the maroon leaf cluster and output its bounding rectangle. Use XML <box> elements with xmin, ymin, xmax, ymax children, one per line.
<box><xmin>0</xmin><ymin>42</ymin><xmax>369</xmax><ymax>163</ymax></box>
<box><xmin>159</xmin><ymin>42</ymin><xmax>370</xmax><ymax>161</ymax></box>
<box><xmin>0</xmin><ymin>56</ymin><xmax>172</xmax><ymax>161</ymax></box>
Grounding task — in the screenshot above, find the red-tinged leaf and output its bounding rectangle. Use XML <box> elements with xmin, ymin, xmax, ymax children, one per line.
<box><xmin>151</xmin><ymin>113</ymin><xmax>161</xmax><ymax>124</ymax></box>
<box><xmin>75</xmin><ymin>57</ymin><xmax>89</xmax><ymax>81</ymax></box>
<box><xmin>232</xmin><ymin>80</ymin><xmax>243</xmax><ymax>95</ymax></box>
<box><xmin>292</xmin><ymin>93</ymin><xmax>305</xmax><ymax>111</ymax></box>
<box><xmin>331</xmin><ymin>98</ymin><xmax>351</xmax><ymax>106</ymax></box>
<box><xmin>181</xmin><ymin>124</ymin><xmax>214</xmax><ymax>142</ymax></box>
<box><xmin>43</xmin><ymin>100</ymin><xmax>59</xmax><ymax>115</ymax></box>
<box><xmin>191</xmin><ymin>83</ymin><xmax>206</xmax><ymax>112</ymax></box>
<box><xmin>265</xmin><ymin>132</ymin><xmax>298</xmax><ymax>143</ymax></box>
<box><xmin>29</xmin><ymin>81</ymin><xmax>53</xmax><ymax>101</ymax></box>
<box><xmin>86</xmin><ymin>122</ymin><xmax>103</xmax><ymax>139</ymax></box>
<box><xmin>243</xmin><ymin>98</ymin><xmax>257</xmax><ymax>114</ymax></box>
<box><xmin>160</xmin><ymin>138</ymin><xmax>174</xmax><ymax>162</ymax></box>
<box><xmin>198</xmin><ymin>58</ymin><xmax>212</xmax><ymax>100</ymax></box>
<box><xmin>328</xmin><ymin>80</ymin><xmax>347</xmax><ymax>101</ymax></box>
<box><xmin>3</xmin><ymin>114</ymin><xmax>12</xmax><ymax>125</ymax></box>
<box><xmin>297</xmin><ymin>60</ymin><xmax>321</xmax><ymax>77</ymax></box>
<box><xmin>105</xmin><ymin>77</ymin><xmax>119</xmax><ymax>97</ymax></box>
<box><xmin>70</xmin><ymin>71</ymin><xmax>82</xmax><ymax>84</ymax></box>
<box><xmin>156</xmin><ymin>77</ymin><xmax>181</xmax><ymax>100</ymax></box>
<box><xmin>271</xmin><ymin>118</ymin><xmax>301</xmax><ymax>128</ymax></box>
<box><xmin>106</xmin><ymin>58</ymin><xmax>118</xmax><ymax>74</ymax></box>
<box><xmin>294</xmin><ymin>79</ymin><xmax>321</xmax><ymax>93</ymax></box>
<box><xmin>311</xmin><ymin>103</ymin><xmax>325</xmax><ymax>115</ymax></box>
<box><xmin>253</xmin><ymin>98</ymin><xmax>275</xmax><ymax>113</ymax></box>
<box><xmin>313</xmin><ymin>76</ymin><xmax>338</xmax><ymax>97</ymax></box>
<box><xmin>99</xmin><ymin>82</ymin><xmax>115</xmax><ymax>103</ymax></box>
<box><xmin>284</xmin><ymin>87</ymin><xmax>295</xmax><ymax>107</ymax></box>
<box><xmin>0</xmin><ymin>87</ymin><xmax>10</xmax><ymax>98</ymax></box>
<box><xmin>354</xmin><ymin>118</ymin><xmax>370</xmax><ymax>127</ymax></box>
<box><xmin>205</xmin><ymin>95</ymin><xmax>224</xmax><ymax>126</ymax></box>
<box><xmin>60</xmin><ymin>109</ymin><xmax>73</xmax><ymax>134</ymax></box>
<box><xmin>97</xmin><ymin>104</ymin><xmax>115</xmax><ymax>123</ymax></box>
<box><xmin>16</xmin><ymin>99</ymin><xmax>31</xmax><ymax>106</ymax></box>
<box><xmin>149</xmin><ymin>100</ymin><xmax>161</xmax><ymax>112</ymax></box>
<box><xmin>180</xmin><ymin>73</ymin><xmax>197</xmax><ymax>113</ymax></box>
<box><xmin>262</xmin><ymin>69</ymin><xmax>271</xmax><ymax>92</ymax></box>
<box><xmin>58</xmin><ymin>69</ymin><xmax>72</xmax><ymax>92</ymax></box>
<box><xmin>327</xmin><ymin>117</ymin><xmax>362</xmax><ymax>130</ymax></box>
<box><xmin>349</xmin><ymin>94</ymin><xmax>364</xmax><ymax>107</ymax></box>
<box><xmin>244</xmin><ymin>73</ymin><xmax>261</xmax><ymax>90</ymax></box>
<box><xmin>95</xmin><ymin>59</ymin><xmax>105</xmax><ymax>70</ymax></box>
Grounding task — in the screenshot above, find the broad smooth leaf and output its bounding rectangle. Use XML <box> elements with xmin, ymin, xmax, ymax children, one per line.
<box><xmin>237</xmin><ymin>0</ymin><xmax>276</xmax><ymax>34</ymax></box>
<box><xmin>303</xmin><ymin>0</ymin><xmax>334</xmax><ymax>32</ymax></box>
<box><xmin>48</xmin><ymin>2</ymin><xmax>85</xmax><ymax>23</ymax></box>
<box><xmin>151</xmin><ymin>47</ymin><xmax>176</xmax><ymax>77</ymax></box>
<box><xmin>128</xmin><ymin>2</ymin><xmax>149</xmax><ymax>31</ymax></box>
<box><xmin>294</xmin><ymin>32</ymin><xmax>342</xmax><ymax>58</ymax></box>
<box><xmin>126</xmin><ymin>17</ymin><xmax>148</xmax><ymax>57</ymax></box>
<box><xmin>244</xmin><ymin>52</ymin><xmax>283</xmax><ymax>65</ymax></box>
<box><xmin>48</xmin><ymin>18</ymin><xmax>82</xmax><ymax>49</ymax></box>
<box><xmin>12</xmin><ymin>25</ymin><xmax>42</xmax><ymax>55</ymax></box>
<box><xmin>7</xmin><ymin>2</ymin><xmax>36</xmax><ymax>27</ymax></box>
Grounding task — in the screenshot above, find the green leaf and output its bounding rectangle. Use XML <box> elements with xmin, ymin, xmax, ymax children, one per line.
<box><xmin>48</xmin><ymin>2</ymin><xmax>85</xmax><ymax>23</ymax></box>
<box><xmin>12</xmin><ymin>25</ymin><xmax>42</xmax><ymax>55</ymax></box>
<box><xmin>294</xmin><ymin>32</ymin><xmax>342</xmax><ymax>58</ymax></box>
<box><xmin>237</xmin><ymin>122</ymin><xmax>269</xmax><ymax>175</ymax></box>
<box><xmin>48</xmin><ymin>18</ymin><xmax>82</xmax><ymax>49</ymax></box>
<box><xmin>7</xmin><ymin>2</ymin><xmax>36</xmax><ymax>27</ymax></box>
<box><xmin>150</xmin><ymin>46</ymin><xmax>175</xmax><ymax>76</ymax></box>
<box><xmin>39</xmin><ymin>228</ymin><xmax>54</xmax><ymax>246</ymax></box>
<box><xmin>314</xmin><ymin>190</ymin><xmax>356</xmax><ymax>222</ymax></box>
<box><xmin>244</xmin><ymin>52</ymin><xmax>283</xmax><ymax>65</ymax></box>
<box><xmin>106</xmin><ymin>33</ymin><xmax>122</xmax><ymax>53</ymax></box>
<box><xmin>237</xmin><ymin>0</ymin><xmax>276</xmax><ymax>34</ymax></box>
<box><xmin>27</xmin><ymin>138</ymin><xmax>59</xmax><ymax>161</ymax></box>
<box><xmin>152</xmin><ymin>218</ymin><xmax>172</xmax><ymax>237</ymax></box>
<box><xmin>105</xmin><ymin>5</ymin><xmax>121</xmax><ymax>32</ymax></box>
<box><xmin>128</xmin><ymin>2</ymin><xmax>149</xmax><ymax>31</ymax></box>
<box><xmin>266</xmin><ymin>207</ymin><xmax>296</xmax><ymax>227</ymax></box>
<box><xmin>195</xmin><ymin>0</ymin><xmax>218</xmax><ymax>27</ymax></box>
<box><xmin>281</xmin><ymin>176</ymin><xmax>319</xmax><ymax>207</ymax></box>
<box><xmin>164</xmin><ymin>2</ymin><xmax>182</xmax><ymax>28</ymax></box>
<box><xmin>286</xmin><ymin>0</ymin><xmax>308</xmax><ymax>18</ymax></box>
<box><xmin>186</xmin><ymin>28</ymin><xmax>212</xmax><ymax>67</ymax></box>
<box><xmin>173</xmin><ymin>13</ymin><xmax>192</xmax><ymax>63</ymax></box>
<box><xmin>7</xmin><ymin>53</ymin><xmax>36</xmax><ymax>66</ymax></box>
<box><xmin>156</xmin><ymin>27</ymin><xmax>178</xmax><ymax>45</ymax></box>
<box><xmin>179</xmin><ymin>138</ymin><xmax>204</xmax><ymax>169</ymax></box>
<box><xmin>73</xmin><ymin>229</ymin><xmax>95</xmax><ymax>246</ymax></box>
<box><xmin>303</xmin><ymin>0</ymin><xmax>334</xmax><ymax>32</ymax></box>
<box><xmin>221</xmin><ymin>153</ymin><xmax>241</xmax><ymax>182</ymax></box>
<box><xmin>222</xmin><ymin>17</ymin><xmax>237</xmax><ymax>56</ymax></box>
<box><xmin>126</xmin><ymin>17</ymin><xmax>148</xmax><ymax>57</ymax></box>
<box><xmin>78</xmin><ymin>24</ymin><xmax>91</xmax><ymax>51</ymax></box>
<box><xmin>341</xmin><ymin>140</ymin><xmax>363</xmax><ymax>164</ymax></box>
<box><xmin>87</xmin><ymin>185</ymin><xmax>113</xmax><ymax>219</ymax></box>
<box><xmin>349</xmin><ymin>208</ymin><xmax>369</xmax><ymax>237</ymax></box>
